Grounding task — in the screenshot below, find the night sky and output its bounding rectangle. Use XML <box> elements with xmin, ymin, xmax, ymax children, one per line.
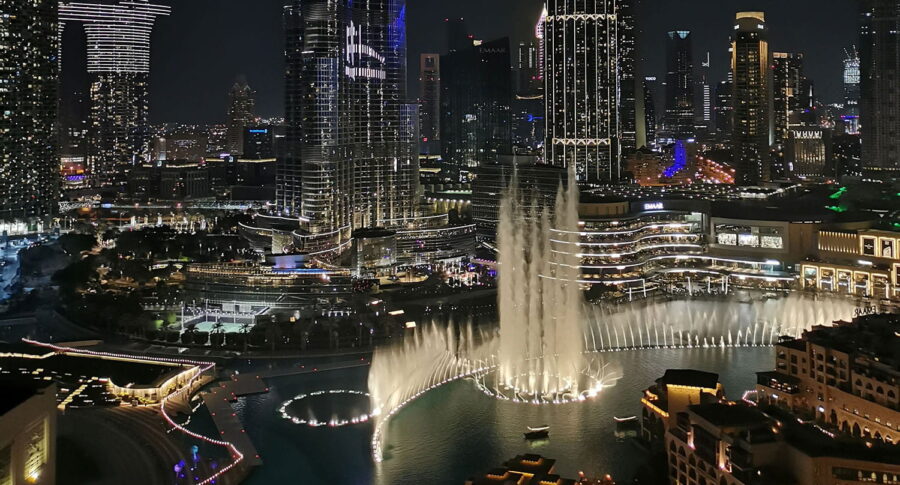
<box><xmin>60</xmin><ymin>0</ymin><xmax>859</xmax><ymax>124</ymax></box>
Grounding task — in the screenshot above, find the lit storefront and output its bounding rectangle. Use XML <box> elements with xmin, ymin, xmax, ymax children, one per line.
<box><xmin>803</xmin><ymin>229</ymin><xmax>900</xmax><ymax>299</ymax></box>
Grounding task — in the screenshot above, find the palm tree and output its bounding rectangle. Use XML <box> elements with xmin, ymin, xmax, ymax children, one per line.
<box><xmin>239</xmin><ymin>322</ymin><xmax>251</xmax><ymax>352</ymax></box>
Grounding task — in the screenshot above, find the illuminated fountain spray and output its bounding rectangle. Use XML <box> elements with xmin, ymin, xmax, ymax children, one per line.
<box><xmin>368</xmin><ymin>322</ymin><xmax>493</xmax><ymax>462</ymax></box>
<box><xmin>493</xmin><ymin>166</ymin><xmax>603</xmax><ymax>401</ymax></box>
<box><xmin>584</xmin><ymin>294</ymin><xmax>858</xmax><ymax>350</ymax></box>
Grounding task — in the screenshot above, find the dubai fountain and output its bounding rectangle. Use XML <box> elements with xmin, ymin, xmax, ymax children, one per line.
<box><xmin>368</xmin><ymin>167</ymin><xmax>619</xmax><ymax>462</ymax></box>
<box><xmin>365</xmin><ymin>167</ymin><xmax>860</xmax><ymax>463</ymax></box>
<box><xmin>489</xmin><ymin>166</ymin><xmax>612</xmax><ymax>401</ymax></box>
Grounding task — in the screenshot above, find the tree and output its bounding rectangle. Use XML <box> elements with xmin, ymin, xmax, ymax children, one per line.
<box><xmin>57</xmin><ymin>233</ymin><xmax>96</xmax><ymax>256</ymax></box>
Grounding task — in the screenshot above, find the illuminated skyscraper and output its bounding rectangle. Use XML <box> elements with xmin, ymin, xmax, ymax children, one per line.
<box><xmin>535</xmin><ymin>7</ymin><xmax>547</xmax><ymax>82</ymax></box>
<box><xmin>664</xmin><ymin>31</ymin><xmax>694</xmax><ymax>141</ymax></box>
<box><xmin>731</xmin><ymin>11</ymin><xmax>772</xmax><ymax>185</ymax></box>
<box><xmin>643</xmin><ymin>77</ymin><xmax>659</xmax><ymax>147</ymax></box>
<box><xmin>279</xmin><ymin>0</ymin><xmax>418</xmax><ymax>250</ymax></box>
<box><xmin>516</xmin><ymin>41</ymin><xmax>539</xmax><ymax>95</ymax></box>
<box><xmin>60</xmin><ymin>0</ymin><xmax>170</xmax><ymax>189</ymax></box>
<box><xmin>618</xmin><ymin>0</ymin><xmax>639</xmax><ymax>153</ymax></box>
<box><xmin>715</xmin><ymin>77</ymin><xmax>733</xmax><ymax>141</ymax></box>
<box><xmin>226</xmin><ymin>80</ymin><xmax>256</xmax><ymax>156</ymax></box>
<box><xmin>544</xmin><ymin>0</ymin><xmax>621</xmax><ymax>182</ymax></box>
<box><xmin>859</xmin><ymin>0</ymin><xmax>900</xmax><ymax>174</ymax></box>
<box><xmin>842</xmin><ymin>47</ymin><xmax>861</xmax><ymax>135</ymax></box>
<box><xmin>772</xmin><ymin>52</ymin><xmax>806</xmax><ymax>146</ymax></box>
<box><xmin>0</xmin><ymin>0</ymin><xmax>59</xmax><ymax>224</ymax></box>
<box><xmin>419</xmin><ymin>54</ymin><xmax>440</xmax><ymax>155</ymax></box>
<box><xmin>694</xmin><ymin>52</ymin><xmax>714</xmax><ymax>140</ymax></box>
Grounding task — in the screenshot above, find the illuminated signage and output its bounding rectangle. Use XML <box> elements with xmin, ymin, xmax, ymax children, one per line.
<box><xmin>345</xmin><ymin>21</ymin><xmax>385</xmax><ymax>81</ymax></box>
<box><xmin>792</xmin><ymin>130</ymin><xmax>823</xmax><ymax>140</ymax></box>
<box><xmin>644</xmin><ymin>202</ymin><xmax>664</xmax><ymax>211</ymax></box>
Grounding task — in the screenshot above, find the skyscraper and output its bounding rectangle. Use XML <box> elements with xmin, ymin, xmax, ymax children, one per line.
<box><xmin>618</xmin><ymin>0</ymin><xmax>639</xmax><ymax>153</ymax></box>
<box><xmin>664</xmin><ymin>31</ymin><xmax>694</xmax><ymax>141</ymax></box>
<box><xmin>0</xmin><ymin>0</ymin><xmax>59</xmax><ymax>224</ymax></box>
<box><xmin>842</xmin><ymin>47</ymin><xmax>861</xmax><ymax>135</ymax></box>
<box><xmin>715</xmin><ymin>77</ymin><xmax>733</xmax><ymax>142</ymax></box>
<box><xmin>419</xmin><ymin>54</ymin><xmax>441</xmax><ymax>156</ymax></box>
<box><xmin>535</xmin><ymin>7</ymin><xmax>547</xmax><ymax>82</ymax></box>
<box><xmin>544</xmin><ymin>0</ymin><xmax>621</xmax><ymax>182</ymax></box>
<box><xmin>516</xmin><ymin>41</ymin><xmax>539</xmax><ymax>95</ymax></box>
<box><xmin>643</xmin><ymin>77</ymin><xmax>659</xmax><ymax>147</ymax></box>
<box><xmin>440</xmin><ymin>37</ymin><xmax>512</xmax><ymax>168</ymax></box>
<box><xmin>731</xmin><ymin>11</ymin><xmax>772</xmax><ymax>185</ymax></box>
<box><xmin>226</xmin><ymin>80</ymin><xmax>256</xmax><ymax>156</ymax></box>
<box><xmin>859</xmin><ymin>0</ymin><xmax>900</xmax><ymax>174</ymax></box>
<box><xmin>772</xmin><ymin>52</ymin><xmax>806</xmax><ymax>146</ymax></box>
<box><xmin>60</xmin><ymin>0</ymin><xmax>171</xmax><ymax>189</ymax></box>
<box><xmin>445</xmin><ymin>17</ymin><xmax>470</xmax><ymax>53</ymax></box>
<box><xmin>279</xmin><ymin>0</ymin><xmax>418</xmax><ymax>249</ymax></box>
<box><xmin>694</xmin><ymin>52</ymin><xmax>714</xmax><ymax>140</ymax></box>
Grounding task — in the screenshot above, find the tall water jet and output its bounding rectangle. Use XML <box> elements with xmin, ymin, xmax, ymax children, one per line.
<box><xmin>496</xmin><ymin>166</ymin><xmax>586</xmax><ymax>398</ymax></box>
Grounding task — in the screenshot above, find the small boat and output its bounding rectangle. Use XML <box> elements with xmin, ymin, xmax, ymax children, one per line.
<box><xmin>614</xmin><ymin>416</ymin><xmax>639</xmax><ymax>439</ymax></box>
<box><xmin>524</xmin><ymin>425</ymin><xmax>549</xmax><ymax>440</ymax></box>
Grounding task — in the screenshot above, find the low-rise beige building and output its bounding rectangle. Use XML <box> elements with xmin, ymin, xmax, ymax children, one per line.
<box><xmin>641</xmin><ymin>369</ymin><xmax>725</xmax><ymax>446</ymax></box>
<box><xmin>0</xmin><ymin>381</ymin><xmax>56</xmax><ymax>485</ymax></box>
<box><xmin>756</xmin><ymin>314</ymin><xmax>900</xmax><ymax>445</ymax></box>
<box><xmin>666</xmin><ymin>403</ymin><xmax>900</xmax><ymax>485</ymax></box>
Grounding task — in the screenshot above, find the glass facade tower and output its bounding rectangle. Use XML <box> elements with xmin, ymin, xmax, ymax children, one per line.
<box><xmin>860</xmin><ymin>0</ymin><xmax>900</xmax><ymax>174</ymax></box>
<box><xmin>59</xmin><ymin>0</ymin><xmax>170</xmax><ymax>189</ymax></box>
<box><xmin>731</xmin><ymin>11</ymin><xmax>772</xmax><ymax>185</ymax></box>
<box><xmin>279</xmin><ymin>0</ymin><xmax>418</xmax><ymax>249</ymax></box>
<box><xmin>544</xmin><ymin>0</ymin><xmax>621</xmax><ymax>183</ymax></box>
<box><xmin>0</xmin><ymin>0</ymin><xmax>59</xmax><ymax>223</ymax></box>
<box><xmin>664</xmin><ymin>31</ymin><xmax>694</xmax><ymax>141</ymax></box>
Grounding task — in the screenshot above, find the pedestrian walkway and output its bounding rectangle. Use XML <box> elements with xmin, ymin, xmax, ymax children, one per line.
<box><xmin>202</xmin><ymin>385</ymin><xmax>263</xmax><ymax>469</ymax></box>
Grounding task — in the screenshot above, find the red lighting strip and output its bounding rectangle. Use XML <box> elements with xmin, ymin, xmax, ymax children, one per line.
<box><xmin>21</xmin><ymin>339</ymin><xmax>244</xmax><ymax>485</ymax></box>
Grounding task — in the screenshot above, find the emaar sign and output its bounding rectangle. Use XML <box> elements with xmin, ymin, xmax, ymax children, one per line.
<box><xmin>643</xmin><ymin>202</ymin><xmax>664</xmax><ymax>211</ymax></box>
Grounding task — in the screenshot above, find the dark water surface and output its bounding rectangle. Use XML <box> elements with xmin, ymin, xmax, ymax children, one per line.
<box><xmin>235</xmin><ymin>346</ymin><xmax>773</xmax><ymax>484</ymax></box>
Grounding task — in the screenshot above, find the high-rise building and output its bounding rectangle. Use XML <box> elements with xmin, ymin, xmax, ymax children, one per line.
<box><xmin>60</xmin><ymin>0</ymin><xmax>171</xmax><ymax>189</ymax></box>
<box><xmin>859</xmin><ymin>0</ymin><xmax>900</xmax><ymax>175</ymax></box>
<box><xmin>544</xmin><ymin>0</ymin><xmax>621</xmax><ymax>182</ymax></box>
<box><xmin>0</xmin><ymin>0</ymin><xmax>59</xmax><ymax>225</ymax></box>
<box><xmin>535</xmin><ymin>7</ymin><xmax>548</xmax><ymax>82</ymax></box>
<box><xmin>279</xmin><ymin>0</ymin><xmax>418</xmax><ymax>249</ymax></box>
<box><xmin>664</xmin><ymin>31</ymin><xmax>694</xmax><ymax>141</ymax></box>
<box><xmin>618</xmin><ymin>0</ymin><xmax>639</xmax><ymax>153</ymax></box>
<box><xmin>731</xmin><ymin>11</ymin><xmax>772</xmax><ymax>185</ymax></box>
<box><xmin>445</xmin><ymin>17</ymin><xmax>470</xmax><ymax>54</ymax></box>
<box><xmin>226</xmin><ymin>80</ymin><xmax>256</xmax><ymax>156</ymax></box>
<box><xmin>785</xmin><ymin>127</ymin><xmax>832</xmax><ymax>179</ymax></box>
<box><xmin>419</xmin><ymin>54</ymin><xmax>441</xmax><ymax>155</ymax></box>
<box><xmin>694</xmin><ymin>52</ymin><xmax>714</xmax><ymax>140</ymax></box>
<box><xmin>714</xmin><ymin>77</ymin><xmax>733</xmax><ymax>142</ymax></box>
<box><xmin>842</xmin><ymin>47</ymin><xmax>861</xmax><ymax>135</ymax></box>
<box><xmin>440</xmin><ymin>37</ymin><xmax>512</xmax><ymax>168</ymax></box>
<box><xmin>242</xmin><ymin>126</ymin><xmax>276</xmax><ymax>160</ymax></box>
<box><xmin>643</xmin><ymin>77</ymin><xmax>659</xmax><ymax>147</ymax></box>
<box><xmin>516</xmin><ymin>41</ymin><xmax>540</xmax><ymax>95</ymax></box>
<box><xmin>833</xmin><ymin>133</ymin><xmax>862</xmax><ymax>177</ymax></box>
<box><xmin>772</xmin><ymin>52</ymin><xmax>806</xmax><ymax>146</ymax></box>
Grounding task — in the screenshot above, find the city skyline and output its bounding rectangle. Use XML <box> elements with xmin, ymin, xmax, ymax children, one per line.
<box><xmin>59</xmin><ymin>0</ymin><xmax>858</xmax><ymax>124</ymax></box>
<box><xmin>2</xmin><ymin>0</ymin><xmax>900</xmax><ymax>483</ymax></box>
